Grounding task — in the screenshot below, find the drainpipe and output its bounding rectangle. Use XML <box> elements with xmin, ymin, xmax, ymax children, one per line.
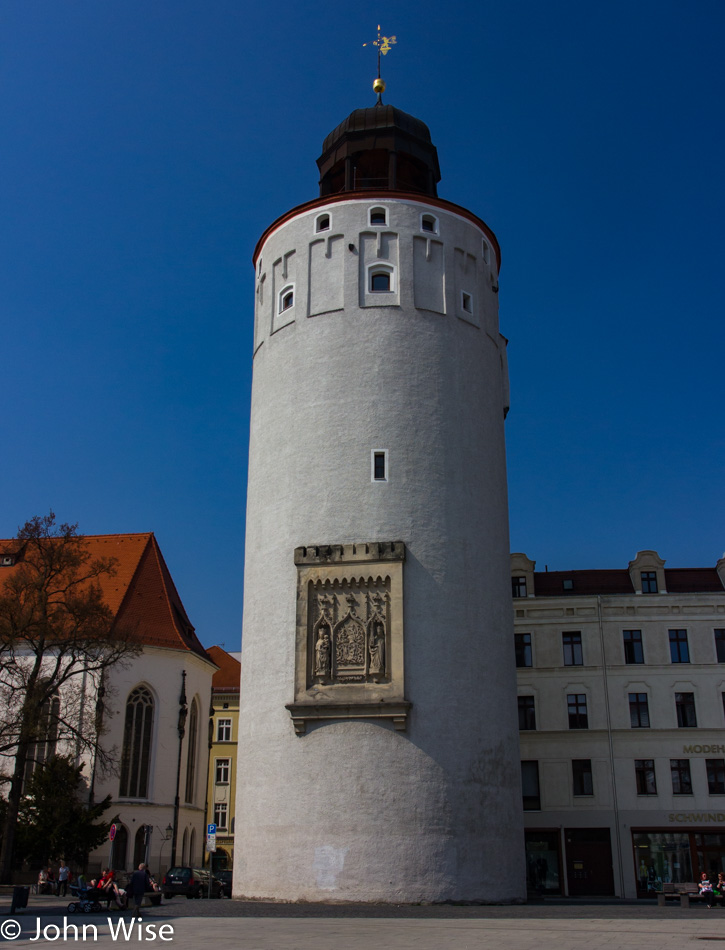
<box><xmin>170</xmin><ymin>670</ymin><xmax>188</xmax><ymax>868</ymax></box>
<box><xmin>598</xmin><ymin>595</ymin><xmax>625</xmax><ymax>897</ymax></box>
<box><xmin>203</xmin><ymin>697</ymin><xmax>214</xmax><ymax>869</ymax></box>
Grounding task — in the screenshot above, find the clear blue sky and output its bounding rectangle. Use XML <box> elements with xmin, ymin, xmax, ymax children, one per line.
<box><xmin>1</xmin><ymin>0</ymin><xmax>723</xmax><ymax>649</ymax></box>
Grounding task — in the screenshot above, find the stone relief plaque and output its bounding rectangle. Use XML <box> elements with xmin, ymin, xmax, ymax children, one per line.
<box><xmin>311</xmin><ymin>584</ymin><xmax>389</xmax><ymax>685</ymax></box>
<box><xmin>287</xmin><ymin>542</ymin><xmax>410</xmax><ymax>735</ymax></box>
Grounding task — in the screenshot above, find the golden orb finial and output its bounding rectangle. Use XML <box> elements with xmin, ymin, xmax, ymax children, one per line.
<box><xmin>364</xmin><ymin>26</ymin><xmax>397</xmax><ymax>104</ymax></box>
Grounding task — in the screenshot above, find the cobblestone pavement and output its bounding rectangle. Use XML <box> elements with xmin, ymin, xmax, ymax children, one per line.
<box><xmin>2</xmin><ymin>896</ymin><xmax>725</xmax><ymax>949</ymax></box>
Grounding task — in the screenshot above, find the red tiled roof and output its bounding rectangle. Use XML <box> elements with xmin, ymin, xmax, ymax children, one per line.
<box><xmin>533</xmin><ymin>570</ymin><xmax>634</xmax><ymax>596</ymax></box>
<box><xmin>207</xmin><ymin>645</ymin><xmax>241</xmax><ymax>691</ymax></box>
<box><xmin>532</xmin><ymin>567</ymin><xmax>724</xmax><ymax>596</ymax></box>
<box><xmin>665</xmin><ymin>568</ymin><xmax>724</xmax><ymax>593</ymax></box>
<box><xmin>0</xmin><ymin>532</ymin><xmax>210</xmax><ymax>661</ymax></box>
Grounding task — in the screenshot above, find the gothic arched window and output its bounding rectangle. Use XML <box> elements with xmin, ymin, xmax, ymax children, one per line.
<box><xmin>189</xmin><ymin>828</ymin><xmax>196</xmax><ymax>866</ymax></box>
<box><xmin>111</xmin><ymin>824</ymin><xmax>128</xmax><ymax>871</ymax></box>
<box><xmin>133</xmin><ymin>825</ymin><xmax>146</xmax><ymax>868</ymax></box>
<box><xmin>184</xmin><ymin>698</ymin><xmax>198</xmax><ymax>804</ymax></box>
<box><xmin>119</xmin><ymin>686</ymin><xmax>154</xmax><ymax>799</ymax></box>
<box><xmin>24</xmin><ymin>690</ymin><xmax>60</xmax><ymax>786</ymax></box>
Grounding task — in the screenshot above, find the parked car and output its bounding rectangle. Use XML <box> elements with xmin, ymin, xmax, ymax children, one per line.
<box><xmin>161</xmin><ymin>867</ymin><xmax>222</xmax><ymax>899</ymax></box>
<box><xmin>215</xmin><ymin>869</ymin><xmax>233</xmax><ymax>898</ymax></box>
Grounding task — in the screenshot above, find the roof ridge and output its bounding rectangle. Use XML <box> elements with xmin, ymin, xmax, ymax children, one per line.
<box><xmin>147</xmin><ymin>538</ymin><xmax>211</xmax><ymax>662</ymax></box>
<box><xmin>112</xmin><ymin>534</ymin><xmax>155</xmax><ymax>624</ymax></box>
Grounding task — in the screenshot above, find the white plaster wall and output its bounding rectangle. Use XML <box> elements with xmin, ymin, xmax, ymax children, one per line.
<box><xmin>236</xmin><ymin>197</ymin><xmax>525</xmax><ymax>902</ymax></box>
<box><xmin>88</xmin><ymin>648</ymin><xmax>214</xmax><ymax>875</ymax></box>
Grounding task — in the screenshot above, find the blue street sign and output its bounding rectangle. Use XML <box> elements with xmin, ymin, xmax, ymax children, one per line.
<box><xmin>207</xmin><ymin>823</ymin><xmax>217</xmax><ymax>834</ymax></box>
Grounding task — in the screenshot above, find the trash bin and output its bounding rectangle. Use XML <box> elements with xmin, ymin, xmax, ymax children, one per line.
<box><xmin>11</xmin><ymin>885</ymin><xmax>30</xmax><ymax>913</ymax></box>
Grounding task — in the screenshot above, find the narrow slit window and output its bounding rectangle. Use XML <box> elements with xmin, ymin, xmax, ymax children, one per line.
<box><xmin>372</xmin><ymin>450</ymin><xmax>387</xmax><ymax>482</ymax></box>
<box><xmin>461</xmin><ymin>292</ymin><xmax>473</xmax><ymax>313</ymax></box>
<box><xmin>482</xmin><ymin>240</ymin><xmax>490</xmax><ymax>264</ymax></box>
<box><xmin>316</xmin><ymin>214</ymin><xmax>330</xmax><ymax>232</ymax></box>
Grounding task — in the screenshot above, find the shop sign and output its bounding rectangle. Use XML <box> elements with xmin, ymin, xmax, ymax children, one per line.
<box><xmin>682</xmin><ymin>744</ymin><xmax>725</xmax><ymax>754</ymax></box>
<box><xmin>668</xmin><ymin>812</ymin><xmax>725</xmax><ymax>823</ymax></box>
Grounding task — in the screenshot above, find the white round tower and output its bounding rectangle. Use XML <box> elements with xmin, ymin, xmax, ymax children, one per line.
<box><xmin>234</xmin><ymin>100</ymin><xmax>525</xmax><ymax>902</ymax></box>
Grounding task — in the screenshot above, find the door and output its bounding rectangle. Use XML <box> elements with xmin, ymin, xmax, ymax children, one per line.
<box><xmin>565</xmin><ymin>828</ymin><xmax>615</xmax><ymax>896</ymax></box>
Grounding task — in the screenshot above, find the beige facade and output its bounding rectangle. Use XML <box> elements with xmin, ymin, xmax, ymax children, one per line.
<box><xmin>512</xmin><ymin>550</ymin><xmax>725</xmax><ymax>899</ymax></box>
<box><xmin>205</xmin><ymin>647</ymin><xmax>241</xmax><ymax>871</ymax></box>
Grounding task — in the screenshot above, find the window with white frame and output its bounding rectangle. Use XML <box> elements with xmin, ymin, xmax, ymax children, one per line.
<box><xmin>371</xmin><ymin>449</ymin><xmax>388</xmax><ymax>482</ymax></box>
<box><xmin>213</xmin><ymin>802</ymin><xmax>228</xmax><ymax>830</ymax></box>
<box><xmin>217</xmin><ymin>718</ymin><xmax>232</xmax><ymax>742</ymax></box>
<box><xmin>369</xmin><ymin>206</ymin><xmax>387</xmax><ymax>226</ymax></box>
<box><xmin>315</xmin><ymin>213</ymin><xmax>330</xmax><ymax>232</ymax></box>
<box><xmin>421</xmin><ymin>213</ymin><xmax>438</xmax><ymax>234</ymax></box>
<box><xmin>367</xmin><ymin>262</ymin><xmax>395</xmax><ymax>294</ymax></box>
<box><xmin>278</xmin><ymin>285</ymin><xmax>294</xmax><ymax>313</ymax></box>
<box><xmin>215</xmin><ymin>758</ymin><xmax>230</xmax><ymax>784</ymax></box>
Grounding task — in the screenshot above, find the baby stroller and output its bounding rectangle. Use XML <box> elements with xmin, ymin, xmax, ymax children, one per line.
<box><xmin>67</xmin><ymin>880</ymin><xmax>102</xmax><ymax>914</ymax></box>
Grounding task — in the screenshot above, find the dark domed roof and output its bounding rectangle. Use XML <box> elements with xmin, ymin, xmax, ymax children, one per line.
<box><xmin>321</xmin><ymin>105</ymin><xmax>434</xmax><ymax>156</ymax></box>
<box><xmin>317</xmin><ymin>104</ymin><xmax>441</xmax><ymax>198</ymax></box>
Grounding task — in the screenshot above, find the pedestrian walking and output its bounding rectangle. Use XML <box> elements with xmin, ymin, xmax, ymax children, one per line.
<box><xmin>128</xmin><ymin>863</ymin><xmax>152</xmax><ymax>912</ymax></box>
<box><xmin>58</xmin><ymin>861</ymin><xmax>70</xmax><ymax>897</ymax></box>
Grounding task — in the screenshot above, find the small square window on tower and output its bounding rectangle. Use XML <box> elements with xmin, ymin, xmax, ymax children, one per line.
<box><xmin>481</xmin><ymin>240</ymin><xmax>491</xmax><ymax>265</ymax></box>
<box><xmin>279</xmin><ymin>285</ymin><xmax>295</xmax><ymax>313</ymax></box>
<box><xmin>366</xmin><ymin>262</ymin><xmax>396</xmax><ymax>295</ymax></box>
<box><xmin>371</xmin><ymin>450</ymin><xmax>388</xmax><ymax>482</ymax></box>
<box><xmin>369</xmin><ymin>207</ymin><xmax>387</xmax><ymax>227</ymax></box>
<box><xmin>461</xmin><ymin>291</ymin><xmax>473</xmax><ymax>314</ymax></box>
<box><xmin>315</xmin><ymin>213</ymin><xmax>330</xmax><ymax>232</ymax></box>
<box><xmin>420</xmin><ymin>213</ymin><xmax>438</xmax><ymax>234</ymax></box>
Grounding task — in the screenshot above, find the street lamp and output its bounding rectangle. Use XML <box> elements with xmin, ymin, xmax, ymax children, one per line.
<box><xmin>170</xmin><ymin>671</ymin><xmax>187</xmax><ymax>868</ymax></box>
<box><xmin>157</xmin><ymin>824</ymin><xmax>174</xmax><ymax>877</ymax></box>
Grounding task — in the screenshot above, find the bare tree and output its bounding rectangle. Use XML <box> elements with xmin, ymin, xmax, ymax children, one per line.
<box><xmin>0</xmin><ymin>513</ymin><xmax>140</xmax><ymax>882</ymax></box>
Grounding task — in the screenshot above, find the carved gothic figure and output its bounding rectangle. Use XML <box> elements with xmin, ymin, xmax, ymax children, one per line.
<box><xmin>335</xmin><ymin>617</ymin><xmax>365</xmax><ymax>668</ymax></box>
<box><xmin>314</xmin><ymin>627</ymin><xmax>331</xmax><ymax>676</ymax></box>
<box><xmin>369</xmin><ymin>621</ymin><xmax>386</xmax><ymax>675</ymax></box>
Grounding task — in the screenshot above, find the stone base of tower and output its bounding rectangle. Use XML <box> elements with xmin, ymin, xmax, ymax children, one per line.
<box><xmin>233</xmin><ymin>721</ymin><xmax>526</xmax><ymax>904</ymax></box>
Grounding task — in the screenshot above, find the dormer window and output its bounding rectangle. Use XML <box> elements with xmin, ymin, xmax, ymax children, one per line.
<box><xmin>641</xmin><ymin>571</ymin><xmax>658</xmax><ymax>593</ymax></box>
<box><xmin>369</xmin><ymin>207</ymin><xmax>387</xmax><ymax>227</ymax></box>
<box><xmin>421</xmin><ymin>214</ymin><xmax>438</xmax><ymax>234</ymax></box>
<box><xmin>315</xmin><ymin>214</ymin><xmax>330</xmax><ymax>232</ymax></box>
<box><xmin>279</xmin><ymin>286</ymin><xmax>294</xmax><ymax>312</ymax></box>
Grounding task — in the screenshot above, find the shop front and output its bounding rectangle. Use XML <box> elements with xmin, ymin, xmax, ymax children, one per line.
<box><xmin>632</xmin><ymin>827</ymin><xmax>725</xmax><ymax>898</ymax></box>
<box><xmin>525</xmin><ymin>827</ymin><xmax>615</xmax><ymax>897</ymax></box>
<box><xmin>525</xmin><ymin>830</ymin><xmax>562</xmax><ymax>896</ymax></box>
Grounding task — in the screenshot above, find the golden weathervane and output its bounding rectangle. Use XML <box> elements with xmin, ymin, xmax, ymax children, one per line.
<box><xmin>364</xmin><ymin>25</ymin><xmax>397</xmax><ymax>101</ymax></box>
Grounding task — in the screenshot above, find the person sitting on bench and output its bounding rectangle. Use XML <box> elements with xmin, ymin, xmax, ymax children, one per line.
<box><xmin>699</xmin><ymin>872</ymin><xmax>714</xmax><ymax>908</ymax></box>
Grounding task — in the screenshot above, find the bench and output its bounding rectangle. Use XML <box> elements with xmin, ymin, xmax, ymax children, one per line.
<box><xmin>140</xmin><ymin>892</ymin><xmax>162</xmax><ymax>908</ymax></box>
<box><xmin>656</xmin><ymin>882</ymin><xmax>718</xmax><ymax>907</ymax></box>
